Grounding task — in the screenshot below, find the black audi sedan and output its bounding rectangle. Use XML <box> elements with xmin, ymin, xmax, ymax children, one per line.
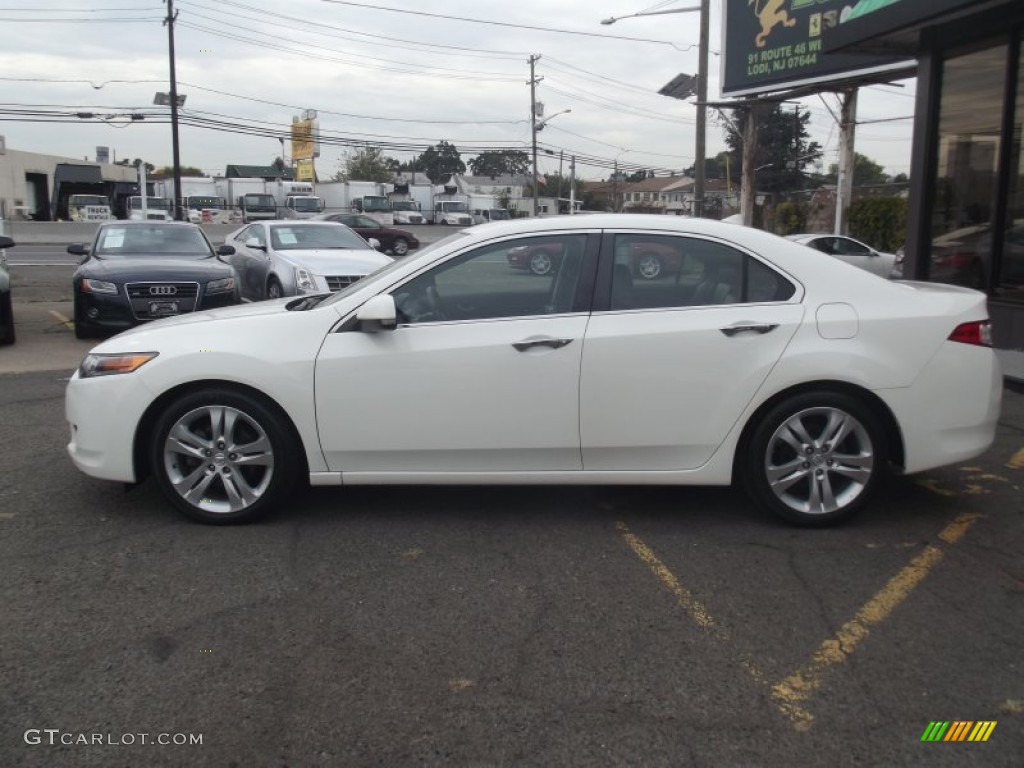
<box><xmin>69</xmin><ymin>222</ymin><xmax>240</xmax><ymax>339</ymax></box>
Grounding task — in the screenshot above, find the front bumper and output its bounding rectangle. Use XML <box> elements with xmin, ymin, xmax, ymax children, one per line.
<box><xmin>75</xmin><ymin>286</ymin><xmax>238</xmax><ymax>335</ymax></box>
<box><xmin>66</xmin><ymin>370</ymin><xmax>156</xmax><ymax>482</ymax></box>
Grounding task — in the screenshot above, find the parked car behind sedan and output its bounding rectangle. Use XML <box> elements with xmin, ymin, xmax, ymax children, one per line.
<box><xmin>69</xmin><ymin>222</ymin><xmax>240</xmax><ymax>339</ymax></box>
<box><xmin>786</xmin><ymin>234</ymin><xmax>898</xmax><ymax>278</ymax></box>
<box><xmin>225</xmin><ymin>221</ymin><xmax>393</xmax><ymax>301</ymax></box>
<box><xmin>65</xmin><ymin>214</ymin><xmax>1001</xmax><ymax>527</ymax></box>
<box><xmin>0</xmin><ymin>235</ymin><xmax>16</xmax><ymax>345</ymax></box>
<box><xmin>313</xmin><ymin>212</ymin><xmax>420</xmax><ymax>256</ymax></box>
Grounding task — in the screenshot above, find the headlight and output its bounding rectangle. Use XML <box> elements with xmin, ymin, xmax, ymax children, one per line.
<box><xmin>78</xmin><ymin>352</ymin><xmax>158</xmax><ymax>378</ymax></box>
<box><xmin>206</xmin><ymin>276</ymin><xmax>236</xmax><ymax>294</ymax></box>
<box><xmin>294</xmin><ymin>267</ymin><xmax>318</xmax><ymax>292</ymax></box>
<box><xmin>80</xmin><ymin>278</ymin><xmax>118</xmax><ymax>294</ymax></box>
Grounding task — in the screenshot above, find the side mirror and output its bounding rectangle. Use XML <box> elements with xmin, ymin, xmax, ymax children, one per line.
<box><xmin>216</xmin><ymin>244</ymin><xmax>235</xmax><ymax>256</ymax></box>
<box><xmin>0</xmin><ymin>236</ymin><xmax>14</xmax><ymax>249</ymax></box>
<box><xmin>368</xmin><ymin>237</ymin><xmax>381</xmax><ymax>250</ymax></box>
<box><xmin>67</xmin><ymin>243</ymin><xmax>89</xmax><ymax>256</ymax></box>
<box><xmin>245</xmin><ymin>237</ymin><xmax>265</xmax><ymax>250</ymax></box>
<box><xmin>356</xmin><ymin>294</ymin><xmax>397</xmax><ymax>332</ymax></box>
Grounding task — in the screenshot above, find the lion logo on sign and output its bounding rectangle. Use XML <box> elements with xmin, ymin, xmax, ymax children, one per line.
<box><xmin>750</xmin><ymin>0</ymin><xmax>797</xmax><ymax>48</ymax></box>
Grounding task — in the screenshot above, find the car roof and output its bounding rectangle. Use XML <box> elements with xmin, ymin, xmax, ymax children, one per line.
<box><xmin>98</xmin><ymin>220</ymin><xmax>199</xmax><ymax>229</ymax></box>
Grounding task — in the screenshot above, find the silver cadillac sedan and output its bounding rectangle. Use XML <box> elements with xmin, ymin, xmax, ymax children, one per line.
<box><xmin>224</xmin><ymin>221</ymin><xmax>393</xmax><ymax>301</ymax></box>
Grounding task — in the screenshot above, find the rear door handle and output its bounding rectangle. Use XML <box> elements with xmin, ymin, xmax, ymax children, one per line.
<box><xmin>512</xmin><ymin>337</ymin><xmax>573</xmax><ymax>351</ymax></box>
<box><xmin>719</xmin><ymin>323</ymin><xmax>778</xmax><ymax>337</ymax></box>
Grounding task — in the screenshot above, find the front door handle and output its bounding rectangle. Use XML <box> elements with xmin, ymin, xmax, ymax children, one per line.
<box><xmin>719</xmin><ymin>323</ymin><xmax>779</xmax><ymax>337</ymax></box>
<box><xmin>512</xmin><ymin>337</ymin><xmax>574</xmax><ymax>352</ymax></box>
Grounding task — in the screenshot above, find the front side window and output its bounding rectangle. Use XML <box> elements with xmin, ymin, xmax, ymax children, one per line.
<box><xmin>834</xmin><ymin>237</ymin><xmax>870</xmax><ymax>256</ymax></box>
<box><xmin>393</xmin><ymin>234</ymin><xmax>590</xmax><ymax>324</ymax></box>
<box><xmin>609</xmin><ymin>234</ymin><xmax>794</xmax><ymax>311</ymax></box>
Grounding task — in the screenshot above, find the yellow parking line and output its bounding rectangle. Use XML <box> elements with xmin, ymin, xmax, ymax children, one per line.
<box><xmin>1007</xmin><ymin>447</ymin><xmax>1024</xmax><ymax>470</ymax></box>
<box><xmin>48</xmin><ymin>310</ymin><xmax>74</xmax><ymax>331</ymax></box>
<box><xmin>615</xmin><ymin>520</ymin><xmax>813</xmax><ymax>730</ymax></box>
<box><xmin>771</xmin><ymin>513</ymin><xmax>981</xmax><ymax>716</ymax></box>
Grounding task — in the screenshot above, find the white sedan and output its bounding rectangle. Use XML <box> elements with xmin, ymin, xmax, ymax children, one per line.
<box><xmin>65</xmin><ymin>214</ymin><xmax>1002</xmax><ymax>526</ymax></box>
<box><xmin>786</xmin><ymin>234</ymin><xmax>899</xmax><ymax>278</ymax></box>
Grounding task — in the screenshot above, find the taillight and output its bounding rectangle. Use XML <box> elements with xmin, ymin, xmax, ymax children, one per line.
<box><xmin>948</xmin><ymin>320</ymin><xmax>992</xmax><ymax>347</ymax></box>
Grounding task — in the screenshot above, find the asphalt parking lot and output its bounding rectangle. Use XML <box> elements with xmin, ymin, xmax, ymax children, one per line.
<box><xmin>1</xmin><ymin>245</ymin><xmax>1022</xmax><ymax>766</ymax></box>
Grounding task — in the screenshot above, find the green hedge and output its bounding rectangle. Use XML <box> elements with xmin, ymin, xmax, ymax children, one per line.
<box><xmin>848</xmin><ymin>197</ymin><xmax>907</xmax><ymax>253</ymax></box>
<box><xmin>773</xmin><ymin>201</ymin><xmax>807</xmax><ymax>235</ymax></box>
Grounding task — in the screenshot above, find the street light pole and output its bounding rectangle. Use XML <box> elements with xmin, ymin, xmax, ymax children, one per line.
<box><xmin>529</xmin><ymin>54</ymin><xmax>541</xmax><ymax>218</ymax></box>
<box><xmin>602</xmin><ymin>3</ymin><xmax>707</xmax><ymax>216</ymax></box>
<box><xmin>164</xmin><ymin>0</ymin><xmax>183</xmax><ymax>220</ymax></box>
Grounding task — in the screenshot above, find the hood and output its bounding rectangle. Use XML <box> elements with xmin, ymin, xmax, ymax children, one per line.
<box><xmin>103</xmin><ymin>297</ymin><xmax>294</xmax><ymax>340</ymax></box>
<box><xmin>280</xmin><ymin>249</ymin><xmax>393</xmax><ymax>275</ymax></box>
<box><xmin>76</xmin><ymin>256</ymin><xmax>232</xmax><ymax>281</ymax></box>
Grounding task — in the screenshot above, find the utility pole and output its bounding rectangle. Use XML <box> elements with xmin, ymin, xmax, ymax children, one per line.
<box><xmin>164</xmin><ymin>0</ymin><xmax>183</xmax><ymax>220</ymax></box>
<box><xmin>529</xmin><ymin>54</ymin><xmax>542</xmax><ymax>218</ymax></box>
<box><xmin>557</xmin><ymin>149</ymin><xmax>564</xmax><ymax>212</ymax></box>
<box><xmin>694</xmin><ymin>0</ymin><xmax>710</xmax><ymax>218</ymax></box>
<box><xmin>834</xmin><ymin>89</ymin><xmax>858</xmax><ymax>235</ymax></box>
<box><xmin>613</xmin><ymin>159</ymin><xmax>619</xmax><ymax>212</ymax></box>
<box><xmin>569</xmin><ymin>155</ymin><xmax>576</xmax><ymax>215</ymax></box>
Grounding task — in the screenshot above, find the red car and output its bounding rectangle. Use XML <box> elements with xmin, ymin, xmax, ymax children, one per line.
<box><xmin>507</xmin><ymin>240</ymin><xmax>681</xmax><ymax>279</ymax></box>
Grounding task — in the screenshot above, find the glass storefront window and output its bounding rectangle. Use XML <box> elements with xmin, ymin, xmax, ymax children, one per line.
<box><xmin>931</xmin><ymin>45</ymin><xmax>1008</xmax><ymax>289</ymax></box>
<box><xmin>1000</xmin><ymin>34</ymin><xmax>1024</xmax><ymax>301</ymax></box>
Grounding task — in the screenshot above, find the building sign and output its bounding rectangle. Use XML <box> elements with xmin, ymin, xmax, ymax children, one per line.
<box><xmin>295</xmin><ymin>158</ymin><xmax>316</xmax><ymax>183</ymax></box>
<box><xmin>824</xmin><ymin>0</ymin><xmax>978</xmax><ymax>53</ymax></box>
<box><xmin>291</xmin><ymin>117</ymin><xmax>319</xmax><ymax>161</ymax></box>
<box><xmin>96</xmin><ymin>146</ymin><xmax>110</xmax><ymax>164</ymax></box>
<box><xmin>721</xmin><ymin>0</ymin><xmax>914</xmax><ymax>97</ymax></box>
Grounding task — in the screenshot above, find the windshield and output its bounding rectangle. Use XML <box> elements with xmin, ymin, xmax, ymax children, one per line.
<box><xmin>70</xmin><ymin>195</ymin><xmax>108</xmax><ymax>207</ymax></box>
<box><xmin>94</xmin><ymin>225</ymin><xmax>212</xmax><ymax>257</ymax></box>
<box><xmin>361</xmin><ymin>196</ymin><xmax>391</xmax><ymax>213</ymax></box>
<box><xmin>320</xmin><ymin>232</ymin><xmax>470</xmax><ymax>307</ymax></box>
<box><xmin>440</xmin><ymin>201</ymin><xmax>468</xmax><ymax>213</ymax></box>
<box><xmin>269</xmin><ymin>224</ymin><xmax>371</xmax><ymax>251</ymax></box>
<box><xmin>129</xmin><ymin>197</ymin><xmax>172</xmax><ymax>210</ymax></box>
<box><xmin>186</xmin><ymin>196</ymin><xmax>225</xmax><ymax>209</ymax></box>
<box><xmin>291</xmin><ymin>197</ymin><xmax>321</xmax><ymax>212</ymax></box>
<box><xmin>245</xmin><ymin>195</ymin><xmax>276</xmax><ymax>207</ymax></box>
<box><xmin>392</xmin><ymin>201</ymin><xmax>418</xmax><ymax>211</ymax></box>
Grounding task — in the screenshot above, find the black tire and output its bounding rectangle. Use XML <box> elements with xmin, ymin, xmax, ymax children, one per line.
<box><xmin>72</xmin><ymin>298</ymin><xmax>92</xmax><ymax>340</ymax></box>
<box><xmin>266</xmin><ymin>276</ymin><xmax>284</xmax><ymax>300</ymax></box>
<box><xmin>0</xmin><ymin>292</ymin><xmax>15</xmax><ymax>345</ymax></box>
<box><xmin>149</xmin><ymin>387</ymin><xmax>300</xmax><ymax>524</ymax></box>
<box><xmin>742</xmin><ymin>391</ymin><xmax>887</xmax><ymax>527</ymax></box>
<box><xmin>391</xmin><ymin>237</ymin><xmax>409</xmax><ymax>257</ymax></box>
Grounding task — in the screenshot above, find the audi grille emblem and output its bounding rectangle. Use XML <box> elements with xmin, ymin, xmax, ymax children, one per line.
<box><xmin>149</xmin><ymin>286</ymin><xmax>178</xmax><ymax>296</ymax></box>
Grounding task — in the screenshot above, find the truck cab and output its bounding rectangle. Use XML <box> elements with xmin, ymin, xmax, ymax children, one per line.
<box><xmin>351</xmin><ymin>195</ymin><xmax>394</xmax><ymax>226</ymax></box>
<box><xmin>283</xmin><ymin>195</ymin><xmax>324</xmax><ymax>219</ymax></box>
<box><xmin>127</xmin><ymin>196</ymin><xmax>173</xmax><ymax>221</ymax></box>
<box><xmin>472</xmin><ymin>208</ymin><xmax>512</xmax><ymax>225</ymax></box>
<box><xmin>391</xmin><ymin>200</ymin><xmax>424</xmax><ymax>225</ymax></box>
<box><xmin>432</xmin><ymin>200</ymin><xmax>472</xmax><ymax>226</ymax></box>
<box><xmin>238</xmin><ymin>193</ymin><xmax>278</xmax><ymax>223</ymax></box>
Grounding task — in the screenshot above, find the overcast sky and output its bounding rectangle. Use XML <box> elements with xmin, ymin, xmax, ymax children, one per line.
<box><xmin>0</xmin><ymin>0</ymin><xmax>915</xmax><ymax>181</ymax></box>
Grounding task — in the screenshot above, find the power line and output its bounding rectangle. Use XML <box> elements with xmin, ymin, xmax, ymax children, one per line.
<box><xmin>318</xmin><ymin>0</ymin><xmax>687</xmax><ymax>48</ymax></box>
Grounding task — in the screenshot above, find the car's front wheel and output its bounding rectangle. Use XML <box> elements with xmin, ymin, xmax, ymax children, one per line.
<box><xmin>743</xmin><ymin>391</ymin><xmax>886</xmax><ymax>526</ymax></box>
<box><xmin>149</xmin><ymin>388</ymin><xmax>300</xmax><ymax>524</ymax></box>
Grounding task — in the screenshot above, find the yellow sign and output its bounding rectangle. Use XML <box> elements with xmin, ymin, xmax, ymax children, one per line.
<box><xmin>295</xmin><ymin>158</ymin><xmax>316</xmax><ymax>182</ymax></box>
<box><xmin>291</xmin><ymin>118</ymin><xmax>316</xmax><ymax>161</ymax></box>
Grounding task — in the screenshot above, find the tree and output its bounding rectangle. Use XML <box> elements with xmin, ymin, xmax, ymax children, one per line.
<box><xmin>468</xmin><ymin>150</ymin><xmax>530</xmax><ymax>178</ymax></box>
<box><xmin>335</xmin><ymin>146</ymin><xmax>398</xmax><ymax>183</ymax></box>
<box><xmin>272</xmin><ymin>156</ymin><xmax>287</xmax><ymax>172</ymax></box>
<box><xmin>416</xmin><ymin>141</ymin><xmax>466</xmax><ymax>184</ymax></box>
<box><xmin>115</xmin><ymin>158</ymin><xmax>156</xmax><ymax>173</ymax></box>
<box><xmin>723</xmin><ymin>105</ymin><xmax>822</xmax><ymax>195</ymax></box>
<box><xmin>625</xmin><ymin>169</ymin><xmax>651</xmax><ymax>182</ymax></box>
<box><xmin>826</xmin><ymin>152</ymin><xmax>890</xmax><ymax>188</ymax></box>
<box><xmin>152</xmin><ymin>165</ymin><xmax>204</xmax><ymax>177</ymax></box>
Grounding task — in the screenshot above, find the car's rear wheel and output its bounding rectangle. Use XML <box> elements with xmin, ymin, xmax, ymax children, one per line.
<box><xmin>529</xmin><ymin>252</ymin><xmax>553</xmax><ymax>276</ymax></box>
<box><xmin>266</xmin><ymin>277</ymin><xmax>283</xmax><ymax>300</ymax></box>
<box><xmin>0</xmin><ymin>291</ymin><xmax>15</xmax><ymax>345</ymax></box>
<box><xmin>391</xmin><ymin>237</ymin><xmax>409</xmax><ymax>256</ymax></box>
<box><xmin>149</xmin><ymin>388</ymin><xmax>300</xmax><ymax>524</ymax></box>
<box><xmin>743</xmin><ymin>391</ymin><xmax>886</xmax><ymax>526</ymax></box>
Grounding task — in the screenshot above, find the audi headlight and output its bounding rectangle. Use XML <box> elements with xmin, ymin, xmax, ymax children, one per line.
<box><xmin>206</xmin><ymin>276</ymin><xmax>236</xmax><ymax>294</ymax></box>
<box><xmin>80</xmin><ymin>278</ymin><xmax>118</xmax><ymax>294</ymax></box>
<box><xmin>78</xmin><ymin>352</ymin><xmax>158</xmax><ymax>378</ymax></box>
<box><xmin>294</xmin><ymin>267</ymin><xmax>318</xmax><ymax>292</ymax></box>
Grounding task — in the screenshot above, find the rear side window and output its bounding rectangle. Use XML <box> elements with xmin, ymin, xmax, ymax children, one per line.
<box><xmin>608</xmin><ymin>234</ymin><xmax>795</xmax><ymax>310</ymax></box>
